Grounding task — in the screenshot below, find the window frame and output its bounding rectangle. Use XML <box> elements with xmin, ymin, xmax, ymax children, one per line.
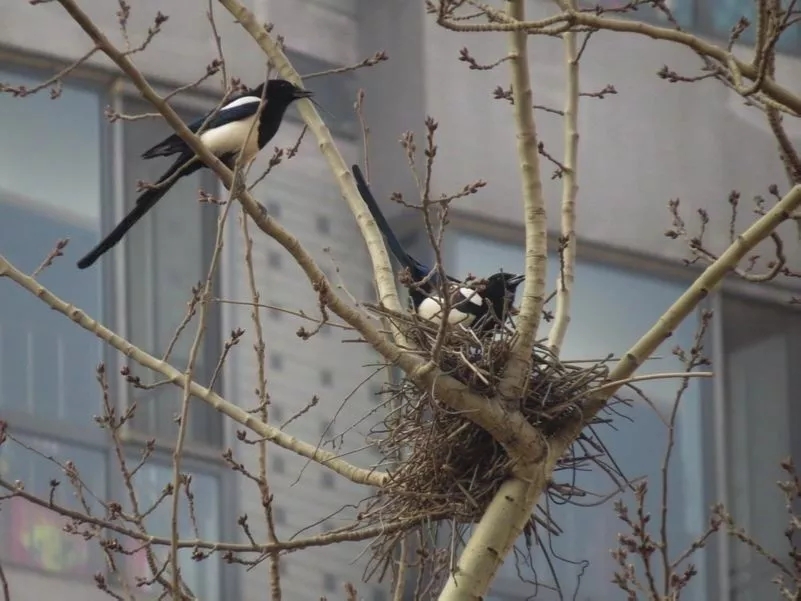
<box><xmin>0</xmin><ymin>60</ymin><xmax>114</xmax><ymax>580</ymax></box>
<box><xmin>109</xmin><ymin>446</ymin><xmax>226</xmax><ymax>598</ymax></box>
<box><xmin>109</xmin><ymin>88</ymin><xmax>236</xmax><ymax>600</ymax></box>
<box><xmin>0</xmin><ymin>58</ymin><xmax>236</xmax><ymax>598</ymax></box>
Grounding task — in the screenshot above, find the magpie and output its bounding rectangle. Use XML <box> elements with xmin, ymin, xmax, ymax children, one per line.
<box><xmin>76</xmin><ymin>79</ymin><xmax>313</xmax><ymax>269</ymax></box>
<box><xmin>351</xmin><ymin>165</ymin><xmax>524</xmax><ymax>332</ymax></box>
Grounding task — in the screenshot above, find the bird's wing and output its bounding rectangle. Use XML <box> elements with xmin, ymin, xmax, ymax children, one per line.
<box><xmin>141</xmin><ymin>97</ymin><xmax>263</xmax><ymax>160</ymax></box>
<box><xmin>416</xmin><ymin>295</ymin><xmax>475</xmax><ymax>326</ymax></box>
<box><xmin>450</xmin><ymin>286</ymin><xmax>487</xmax><ymax>317</ymax></box>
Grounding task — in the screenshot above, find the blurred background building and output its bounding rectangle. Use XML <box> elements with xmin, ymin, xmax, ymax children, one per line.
<box><xmin>0</xmin><ymin>0</ymin><xmax>800</xmax><ymax>600</ymax></box>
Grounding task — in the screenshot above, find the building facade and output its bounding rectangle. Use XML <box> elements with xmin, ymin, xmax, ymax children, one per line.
<box><xmin>0</xmin><ymin>0</ymin><xmax>800</xmax><ymax>600</ymax></box>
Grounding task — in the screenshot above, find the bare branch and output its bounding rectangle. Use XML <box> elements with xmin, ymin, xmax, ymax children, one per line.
<box><xmin>496</xmin><ymin>0</ymin><xmax>548</xmax><ymax>400</ymax></box>
<box><xmin>547</xmin><ymin>5</ymin><xmax>579</xmax><ymax>355</ymax></box>
<box><xmin>0</xmin><ymin>253</ymin><xmax>388</xmax><ymax>487</ymax></box>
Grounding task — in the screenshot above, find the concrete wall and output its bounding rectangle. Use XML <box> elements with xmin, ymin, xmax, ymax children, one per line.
<box><xmin>358</xmin><ymin>0</ymin><xmax>801</xmax><ymax>287</ymax></box>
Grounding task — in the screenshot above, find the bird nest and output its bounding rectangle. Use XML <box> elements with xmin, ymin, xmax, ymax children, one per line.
<box><xmin>360</xmin><ymin>305</ymin><xmax>616</xmax><ymax>577</ymax></box>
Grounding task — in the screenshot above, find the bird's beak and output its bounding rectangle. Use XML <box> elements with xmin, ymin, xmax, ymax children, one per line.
<box><xmin>509</xmin><ymin>274</ymin><xmax>525</xmax><ymax>287</ymax></box>
<box><xmin>293</xmin><ymin>89</ymin><xmax>314</xmax><ymax>99</ymax></box>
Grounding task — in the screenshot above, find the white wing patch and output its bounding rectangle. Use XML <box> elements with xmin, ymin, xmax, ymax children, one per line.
<box><xmin>221</xmin><ymin>95</ymin><xmax>262</xmax><ymax>111</ymax></box>
<box><xmin>199</xmin><ymin>115</ymin><xmax>260</xmax><ymax>162</ymax></box>
<box><xmin>457</xmin><ymin>286</ymin><xmax>483</xmax><ymax>308</ymax></box>
<box><xmin>417</xmin><ymin>296</ymin><xmax>475</xmax><ymax>326</ymax></box>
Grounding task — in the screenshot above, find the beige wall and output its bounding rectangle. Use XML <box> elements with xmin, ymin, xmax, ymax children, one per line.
<box><xmin>358</xmin><ymin>1</ymin><xmax>801</xmax><ymax>290</ymax></box>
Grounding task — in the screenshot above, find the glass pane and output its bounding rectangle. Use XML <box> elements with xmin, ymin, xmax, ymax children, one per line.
<box><xmin>722</xmin><ymin>295</ymin><xmax>801</xmax><ymax>599</ymax></box>
<box><xmin>0</xmin><ymin>433</ymin><xmax>106</xmax><ymax>575</ymax></box>
<box><xmin>124</xmin><ymin>461</ymin><xmax>221</xmax><ymax>600</ymax></box>
<box><xmin>708</xmin><ymin>0</ymin><xmax>800</xmax><ymax>52</ymax></box>
<box><xmin>121</xmin><ymin>97</ymin><xmax>222</xmax><ymax>446</ymax></box>
<box><xmin>0</xmin><ymin>68</ymin><xmax>103</xmax><ymax>425</ymax></box>
<box><xmin>0</xmin><ymin>69</ymin><xmax>101</xmax><ymax>221</ymax></box>
<box><xmin>450</xmin><ymin>233</ymin><xmax>707</xmax><ymax>600</ymax></box>
<box><xmin>577</xmin><ymin>0</ymin><xmax>694</xmax><ymax>28</ymax></box>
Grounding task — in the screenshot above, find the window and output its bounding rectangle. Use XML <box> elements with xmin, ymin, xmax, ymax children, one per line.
<box><xmin>721</xmin><ymin>295</ymin><xmax>801</xmax><ymax>599</ymax></box>
<box><xmin>121</xmin><ymin>96</ymin><xmax>224</xmax><ymax>448</ymax></box>
<box><xmin>0</xmin><ymin>435</ymin><xmax>106</xmax><ymax>576</ymax></box>
<box><xmin>0</xmin><ymin>67</ymin><xmax>106</xmax><ymax>576</ymax></box>
<box><xmin>271</xmin><ymin>403</ymin><xmax>284</xmax><ymax>422</ymax></box>
<box><xmin>323</xmin><ymin>572</ymin><xmax>337</xmax><ymax>592</ymax></box>
<box><xmin>579</xmin><ymin>0</ymin><xmax>801</xmax><ymax>54</ymax></box>
<box><xmin>273</xmin><ymin>506</ymin><xmax>287</xmax><ymax>525</ymax></box>
<box><xmin>449</xmin><ymin>233</ymin><xmax>708</xmax><ymax>600</ymax></box>
<box><xmin>272</xmin><ymin>454</ymin><xmax>286</xmax><ymax>474</ymax></box>
<box><xmin>117</xmin><ymin>97</ymin><xmax>226</xmax><ymax>599</ymax></box>
<box><xmin>578</xmin><ymin>0</ymin><xmax>694</xmax><ymax>28</ymax></box>
<box><xmin>123</xmin><ymin>461</ymin><xmax>220</xmax><ymax>598</ymax></box>
<box><xmin>698</xmin><ymin>0</ymin><xmax>801</xmax><ymax>53</ymax></box>
<box><xmin>0</xmin><ymin>67</ymin><xmax>227</xmax><ymax>595</ymax></box>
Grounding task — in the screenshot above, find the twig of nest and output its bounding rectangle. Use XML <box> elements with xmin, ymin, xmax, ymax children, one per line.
<box><xmin>359</xmin><ymin>304</ymin><xmax>620</xmax><ymax>583</ymax></box>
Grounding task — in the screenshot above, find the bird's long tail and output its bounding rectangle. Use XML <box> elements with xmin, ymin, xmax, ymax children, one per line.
<box><xmin>77</xmin><ymin>155</ymin><xmax>198</xmax><ymax>269</ymax></box>
<box><xmin>351</xmin><ymin>165</ymin><xmax>420</xmax><ymax>276</ymax></box>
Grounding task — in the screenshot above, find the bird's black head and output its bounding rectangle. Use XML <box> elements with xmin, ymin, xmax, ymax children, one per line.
<box><xmin>484</xmin><ymin>272</ymin><xmax>525</xmax><ymax>296</ymax></box>
<box><xmin>252</xmin><ymin>79</ymin><xmax>313</xmax><ymax>106</ymax></box>
<box><xmin>476</xmin><ymin>272</ymin><xmax>524</xmax><ymax>331</ymax></box>
<box><xmin>249</xmin><ymin>79</ymin><xmax>314</xmax><ymax>150</ymax></box>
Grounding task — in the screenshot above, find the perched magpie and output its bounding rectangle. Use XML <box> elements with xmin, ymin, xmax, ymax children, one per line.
<box><xmin>351</xmin><ymin>165</ymin><xmax>524</xmax><ymax>332</ymax></box>
<box><xmin>76</xmin><ymin>79</ymin><xmax>313</xmax><ymax>269</ymax></box>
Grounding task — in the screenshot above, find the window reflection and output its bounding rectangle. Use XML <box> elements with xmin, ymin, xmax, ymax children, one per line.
<box><xmin>0</xmin><ymin>70</ymin><xmax>102</xmax><ymax>424</ymax></box>
<box><xmin>722</xmin><ymin>295</ymin><xmax>801</xmax><ymax>600</ymax></box>
<box><xmin>0</xmin><ymin>69</ymin><xmax>101</xmax><ymax>222</ymax></box>
<box><xmin>0</xmin><ymin>434</ymin><xmax>106</xmax><ymax>575</ymax></box>
<box><xmin>125</xmin><ymin>462</ymin><xmax>221</xmax><ymax>599</ymax></box>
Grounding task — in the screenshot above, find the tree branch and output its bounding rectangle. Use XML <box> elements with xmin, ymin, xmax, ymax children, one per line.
<box><xmin>582</xmin><ymin>183</ymin><xmax>801</xmax><ymax>422</ymax></box>
<box><xmin>436</xmin><ymin>466</ymin><xmax>556</xmax><ymax>601</ymax></box>
<box><xmin>547</xmin><ymin>1</ymin><xmax>579</xmax><ymax>356</ymax></box>
<box><xmin>497</xmin><ymin>0</ymin><xmax>548</xmax><ymax>399</ymax></box>
<box><xmin>215</xmin><ymin>0</ymin><xmax>405</xmax><ymax>325</ymax></box>
<box><xmin>439</xmin><ymin>6</ymin><xmax>801</xmax><ymax>116</ymax></box>
<box><xmin>0</xmin><ymin>254</ymin><xmax>387</xmax><ymax>488</ymax></box>
<box><xmin>0</xmin><ymin>475</ymin><xmax>421</xmax><ymax>554</ymax></box>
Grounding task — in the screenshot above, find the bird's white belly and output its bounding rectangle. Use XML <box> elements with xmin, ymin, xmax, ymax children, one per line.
<box><xmin>417</xmin><ymin>296</ymin><xmax>475</xmax><ymax>326</ymax></box>
<box><xmin>200</xmin><ymin>115</ymin><xmax>260</xmax><ymax>162</ymax></box>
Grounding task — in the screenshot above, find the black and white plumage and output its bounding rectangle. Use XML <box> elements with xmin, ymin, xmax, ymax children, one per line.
<box><xmin>77</xmin><ymin>79</ymin><xmax>312</xmax><ymax>269</ymax></box>
<box><xmin>351</xmin><ymin>165</ymin><xmax>524</xmax><ymax>332</ymax></box>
